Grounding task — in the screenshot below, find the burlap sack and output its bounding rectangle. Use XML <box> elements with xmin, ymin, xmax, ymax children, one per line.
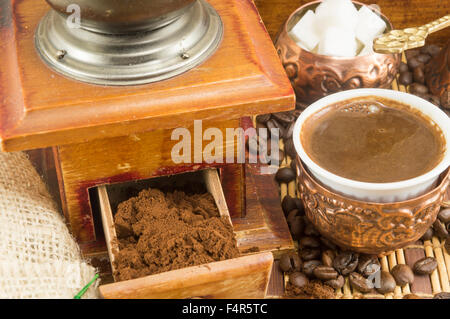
<box><xmin>0</xmin><ymin>152</ymin><xmax>98</xmax><ymax>299</ymax></box>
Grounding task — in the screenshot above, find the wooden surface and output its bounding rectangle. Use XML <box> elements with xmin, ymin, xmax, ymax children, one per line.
<box><xmin>99</xmin><ymin>252</ymin><xmax>274</xmax><ymax>299</ymax></box>
<box><xmin>55</xmin><ymin>118</ymin><xmax>241</xmax><ymax>243</ymax></box>
<box><xmin>0</xmin><ymin>0</ymin><xmax>294</xmax><ymax>152</ymax></box>
<box><xmin>254</xmin><ymin>0</ymin><xmax>450</xmax><ymax>46</ymax></box>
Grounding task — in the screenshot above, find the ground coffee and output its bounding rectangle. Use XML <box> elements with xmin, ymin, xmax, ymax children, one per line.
<box><xmin>113</xmin><ymin>188</ymin><xmax>240</xmax><ymax>281</ymax></box>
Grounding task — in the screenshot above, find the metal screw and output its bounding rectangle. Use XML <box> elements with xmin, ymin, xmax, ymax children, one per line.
<box><xmin>181</xmin><ymin>52</ymin><xmax>190</xmax><ymax>60</ymax></box>
<box><xmin>56</xmin><ymin>50</ymin><xmax>67</xmax><ymax>60</ymax></box>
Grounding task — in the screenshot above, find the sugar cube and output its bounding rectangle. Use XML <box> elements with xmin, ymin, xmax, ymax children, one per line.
<box><xmin>315</xmin><ymin>0</ymin><xmax>358</xmax><ymax>32</ymax></box>
<box><xmin>289</xmin><ymin>10</ymin><xmax>320</xmax><ymax>51</ymax></box>
<box><xmin>356</xmin><ymin>5</ymin><xmax>386</xmax><ymax>45</ymax></box>
<box><xmin>318</xmin><ymin>27</ymin><xmax>357</xmax><ymax>57</ymax></box>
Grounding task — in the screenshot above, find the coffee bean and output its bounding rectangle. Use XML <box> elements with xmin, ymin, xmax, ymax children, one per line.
<box><xmin>313</xmin><ymin>266</ymin><xmax>338</xmax><ymax>281</ymax></box>
<box><xmin>325</xmin><ymin>275</ymin><xmax>345</xmax><ymax>289</ymax></box>
<box><xmin>333</xmin><ymin>252</ymin><xmax>359</xmax><ymax>275</ymax></box>
<box><xmin>300</xmin><ymin>248</ymin><xmax>321</xmax><ymax>261</ymax></box>
<box><xmin>357</xmin><ymin>255</ymin><xmax>380</xmax><ymax>277</ymax></box>
<box><xmin>441</xmin><ymin>93</ymin><xmax>450</xmax><ymax>109</ymax></box>
<box><xmin>425</xmin><ymin>94</ymin><xmax>441</xmax><ymax>106</ymax></box>
<box><xmin>299</xmin><ymin>236</ymin><xmax>321</xmax><ymax>249</ymax></box>
<box><xmin>287</xmin><ymin>209</ymin><xmax>301</xmax><ymax>225</ymax></box>
<box><xmin>409</xmin><ymin>83</ymin><xmax>429</xmax><ymax>95</ymax></box>
<box><xmin>272</xmin><ymin>111</ymin><xmax>295</xmax><ymax>125</ymax></box>
<box><xmin>284</xmin><ymin>122</ymin><xmax>295</xmax><ymax>140</ymax></box>
<box><xmin>405</xmin><ymin>49</ymin><xmax>420</xmax><ymax>60</ymax></box>
<box><xmin>294</xmin><ymin>198</ymin><xmax>304</xmax><ymax>212</ymax></box>
<box><xmin>399</xmin><ymin>62</ymin><xmax>409</xmax><ymax>73</ymax></box>
<box><xmin>282</xmin><ymin>195</ymin><xmax>297</xmax><ymax>215</ymax></box>
<box><xmin>289</xmin><ymin>272</ymin><xmax>309</xmax><ymax>288</ymax></box>
<box><xmin>304</xmin><ymin>222</ymin><xmax>320</xmax><ymax>237</ymax></box>
<box><xmin>416</xmin><ymin>53</ymin><xmax>431</xmax><ymax>64</ymax></box>
<box><xmin>276</xmin><ymin>167</ymin><xmax>296</xmax><ymax>184</ymax></box>
<box><xmin>256</xmin><ymin>114</ymin><xmax>271</xmax><ymax>124</ymax></box>
<box><xmin>403</xmin><ymin>294</ymin><xmax>421</xmax><ymax>299</ymax></box>
<box><xmin>398</xmin><ymin>71</ymin><xmax>413</xmax><ymax>85</ymax></box>
<box><xmin>321</xmin><ymin>250</ymin><xmax>335</xmax><ymax>268</ymax></box>
<box><xmin>413</xmin><ymin>67</ymin><xmax>425</xmax><ymax>84</ymax></box>
<box><xmin>414</xmin><ymin>257</ymin><xmax>438</xmax><ymax>275</ymax></box>
<box><xmin>420</xmin><ymin>227</ymin><xmax>434</xmax><ymax>241</ymax></box>
<box><xmin>408</xmin><ymin>57</ymin><xmax>424</xmax><ymax>70</ymax></box>
<box><xmin>433</xmin><ymin>292</ymin><xmax>450</xmax><ymax>299</ymax></box>
<box><xmin>433</xmin><ymin>219</ymin><xmax>448</xmax><ymax>240</ymax></box>
<box><xmin>421</xmin><ymin>44</ymin><xmax>441</xmax><ymax>57</ymax></box>
<box><xmin>303</xmin><ymin>260</ymin><xmax>322</xmax><ymax>277</ymax></box>
<box><xmin>438</xmin><ymin>208</ymin><xmax>450</xmax><ymax>224</ymax></box>
<box><xmin>279</xmin><ymin>252</ymin><xmax>302</xmax><ymax>272</ymax></box>
<box><xmin>377</xmin><ymin>271</ymin><xmax>396</xmax><ymax>294</ymax></box>
<box><xmin>284</xmin><ymin>139</ymin><xmax>297</xmax><ymax>159</ymax></box>
<box><xmin>290</xmin><ymin>159</ymin><xmax>297</xmax><ymax>172</ymax></box>
<box><xmin>266</xmin><ymin>119</ymin><xmax>283</xmax><ymax>139</ymax></box>
<box><xmin>349</xmin><ymin>272</ymin><xmax>372</xmax><ymax>293</ymax></box>
<box><xmin>446</xmin><ymin>238</ymin><xmax>450</xmax><ymax>255</ymax></box>
<box><xmin>391</xmin><ymin>264</ymin><xmax>414</xmax><ymax>286</ymax></box>
<box><xmin>289</xmin><ymin>216</ymin><xmax>304</xmax><ymax>240</ymax></box>
<box><xmin>319</xmin><ymin>236</ymin><xmax>338</xmax><ymax>250</ymax></box>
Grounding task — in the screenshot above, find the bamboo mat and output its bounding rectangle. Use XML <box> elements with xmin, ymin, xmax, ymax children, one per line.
<box><xmin>266</xmin><ymin>55</ymin><xmax>450</xmax><ymax>299</ymax></box>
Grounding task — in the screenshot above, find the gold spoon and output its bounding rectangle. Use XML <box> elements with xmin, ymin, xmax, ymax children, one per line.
<box><xmin>373</xmin><ymin>15</ymin><xmax>450</xmax><ymax>54</ymax></box>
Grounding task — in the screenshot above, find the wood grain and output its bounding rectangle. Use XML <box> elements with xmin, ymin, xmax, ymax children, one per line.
<box><xmin>254</xmin><ymin>0</ymin><xmax>450</xmax><ymax>46</ymax></box>
<box><xmin>99</xmin><ymin>252</ymin><xmax>273</xmax><ymax>299</ymax></box>
<box><xmin>0</xmin><ymin>0</ymin><xmax>294</xmax><ymax>152</ymax></box>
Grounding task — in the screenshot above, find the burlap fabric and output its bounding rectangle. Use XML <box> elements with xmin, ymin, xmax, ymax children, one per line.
<box><xmin>0</xmin><ymin>152</ymin><xmax>98</xmax><ymax>298</ymax></box>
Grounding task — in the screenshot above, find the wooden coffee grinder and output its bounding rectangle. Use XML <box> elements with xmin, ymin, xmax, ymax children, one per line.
<box><xmin>0</xmin><ymin>0</ymin><xmax>295</xmax><ymax>259</ymax></box>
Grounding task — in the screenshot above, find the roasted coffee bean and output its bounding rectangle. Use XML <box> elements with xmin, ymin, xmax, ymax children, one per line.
<box><xmin>319</xmin><ymin>236</ymin><xmax>337</xmax><ymax>250</ymax></box>
<box><xmin>421</xmin><ymin>44</ymin><xmax>441</xmax><ymax>57</ymax></box>
<box><xmin>282</xmin><ymin>195</ymin><xmax>297</xmax><ymax>215</ymax></box>
<box><xmin>441</xmin><ymin>94</ymin><xmax>450</xmax><ymax>109</ymax></box>
<box><xmin>405</xmin><ymin>49</ymin><xmax>420</xmax><ymax>60</ymax></box>
<box><xmin>290</xmin><ymin>159</ymin><xmax>297</xmax><ymax>171</ymax></box>
<box><xmin>399</xmin><ymin>62</ymin><xmax>409</xmax><ymax>73</ymax></box>
<box><xmin>409</xmin><ymin>83</ymin><xmax>429</xmax><ymax>95</ymax></box>
<box><xmin>246</xmin><ymin>135</ymin><xmax>268</xmax><ymax>156</ymax></box>
<box><xmin>349</xmin><ymin>272</ymin><xmax>372</xmax><ymax>293</ymax></box>
<box><xmin>256</xmin><ymin>114</ymin><xmax>271</xmax><ymax>124</ymax></box>
<box><xmin>294</xmin><ymin>198</ymin><xmax>304</xmax><ymax>212</ymax></box>
<box><xmin>398</xmin><ymin>71</ymin><xmax>413</xmax><ymax>86</ymax></box>
<box><xmin>446</xmin><ymin>238</ymin><xmax>450</xmax><ymax>255</ymax></box>
<box><xmin>272</xmin><ymin>111</ymin><xmax>295</xmax><ymax>125</ymax></box>
<box><xmin>299</xmin><ymin>236</ymin><xmax>321</xmax><ymax>249</ymax></box>
<box><xmin>289</xmin><ymin>216</ymin><xmax>304</xmax><ymax>240</ymax></box>
<box><xmin>284</xmin><ymin>122</ymin><xmax>295</xmax><ymax>140</ymax></box>
<box><xmin>416</xmin><ymin>53</ymin><xmax>431</xmax><ymax>64</ymax></box>
<box><xmin>276</xmin><ymin>167</ymin><xmax>296</xmax><ymax>184</ymax></box>
<box><xmin>414</xmin><ymin>257</ymin><xmax>438</xmax><ymax>275</ymax></box>
<box><xmin>313</xmin><ymin>266</ymin><xmax>338</xmax><ymax>281</ymax></box>
<box><xmin>407</xmin><ymin>57</ymin><xmax>424</xmax><ymax>70</ymax></box>
<box><xmin>300</xmin><ymin>248</ymin><xmax>321</xmax><ymax>261</ymax></box>
<box><xmin>289</xmin><ymin>271</ymin><xmax>309</xmax><ymax>288</ymax></box>
<box><xmin>266</xmin><ymin>119</ymin><xmax>283</xmax><ymax>139</ymax></box>
<box><xmin>284</xmin><ymin>138</ymin><xmax>297</xmax><ymax>159</ymax></box>
<box><xmin>279</xmin><ymin>252</ymin><xmax>302</xmax><ymax>272</ymax></box>
<box><xmin>325</xmin><ymin>275</ymin><xmax>345</xmax><ymax>289</ymax></box>
<box><xmin>425</xmin><ymin>94</ymin><xmax>441</xmax><ymax>106</ymax></box>
<box><xmin>433</xmin><ymin>219</ymin><xmax>448</xmax><ymax>240</ymax></box>
<box><xmin>391</xmin><ymin>264</ymin><xmax>414</xmax><ymax>286</ymax></box>
<box><xmin>377</xmin><ymin>271</ymin><xmax>396</xmax><ymax>294</ymax></box>
<box><xmin>304</xmin><ymin>223</ymin><xmax>320</xmax><ymax>237</ymax></box>
<box><xmin>287</xmin><ymin>209</ymin><xmax>301</xmax><ymax>225</ymax></box>
<box><xmin>333</xmin><ymin>252</ymin><xmax>359</xmax><ymax>275</ymax></box>
<box><xmin>438</xmin><ymin>208</ymin><xmax>450</xmax><ymax>224</ymax></box>
<box><xmin>433</xmin><ymin>292</ymin><xmax>450</xmax><ymax>299</ymax></box>
<box><xmin>321</xmin><ymin>250</ymin><xmax>335</xmax><ymax>267</ymax></box>
<box><xmin>303</xmin><ymin>260</ymin><xmax>322</xmax><ymax>277</ymax></box>
<box><xmin>357</xmin><ymin>255</ymin><xmax>380</xmax><ymax>277</ymax></box>
<box><xmin>420</xmin><ymin>227</ymin><xmax>434</xmax><ymax>241</ymax></box>
<box><xmin>413</xmin><ymin>67</ymin><xmax>425</xmax><ymax>84</ymax></box>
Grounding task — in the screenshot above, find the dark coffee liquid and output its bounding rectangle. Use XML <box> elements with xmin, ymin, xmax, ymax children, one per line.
<box><xmin>302</xmin><ymin>97</ymin><xmax>446</xmax><ymax>183</ymax></box>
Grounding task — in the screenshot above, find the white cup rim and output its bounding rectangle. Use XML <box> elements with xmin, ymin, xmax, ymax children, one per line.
<box><xmin>292</xmin><ymin>88</ymin><xmax>450</xmax><ymax>191</ymax></box>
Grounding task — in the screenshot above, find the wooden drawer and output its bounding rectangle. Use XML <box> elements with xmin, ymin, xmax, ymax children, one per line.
<box><xmin>97</xmin><ymin>169</ymin><xmax>273</xmax><ymax>299</ymax></box>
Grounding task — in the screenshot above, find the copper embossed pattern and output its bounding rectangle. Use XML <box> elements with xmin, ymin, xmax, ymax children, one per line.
<box><xmin>275</xmin><ymin>1</ymin><xmax>401</xmax><ymax>104</ymax></box>
<box><xmin>297</xmin><ymin>158</ymin><xmax>450</xmax><ymax>254</ymax></box>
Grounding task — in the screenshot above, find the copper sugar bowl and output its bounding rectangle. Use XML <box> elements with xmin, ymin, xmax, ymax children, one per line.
<box><xmin>275</xmin><ymin>1</ymin><xmax>401</xmax><ymax>105</ymax></box>
<box><xmin>296</xmin><ymin>159</ymin><xmax>450</xmax><ymax>255</ymax></box>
